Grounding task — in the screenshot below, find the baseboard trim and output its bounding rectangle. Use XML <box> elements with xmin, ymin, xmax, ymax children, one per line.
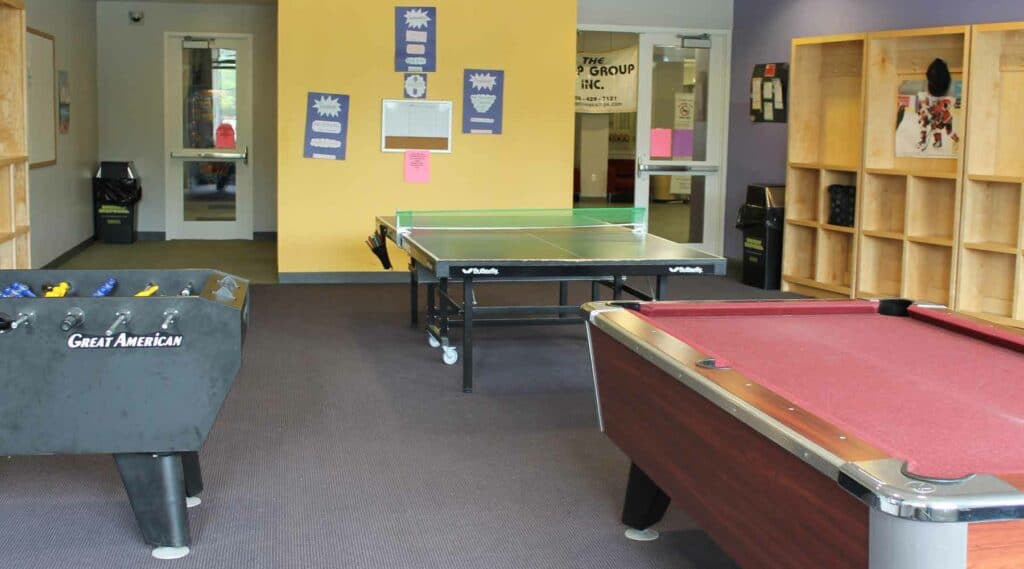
<box><xmin>137</xmin><ymin>231</ymin><xmax>276</xmax><ymax>242</ymax></box>
<box><xmin>279</xmin><ymin>271</ymin><xmax>407</xmax><ymax>284</ymax></box>
<box><xmin>42</xmin><ymin>236</ymin><xmax>96</xmax><ymax>268</ymax></box>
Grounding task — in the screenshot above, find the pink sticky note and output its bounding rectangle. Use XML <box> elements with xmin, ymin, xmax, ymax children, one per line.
<box><xmin>404</xmin><ymin>150</ymin><xmax>431</xmax><ymax>183</ymax></box>
<box><xmin>672</xmin><ymin>129</ymin><xmax>694</xmax><ymax>158</ymax></box>
<box><xmin>650</xmin><ymin>129</ymin><xmax>672</xmax><ymax>158</ymax></box>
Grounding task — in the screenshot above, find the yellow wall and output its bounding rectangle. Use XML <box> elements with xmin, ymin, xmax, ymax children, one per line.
<box><xmin>277</xmin><ymin>1</ymin><xmax>578</xmax><ymax>274</ymax></box>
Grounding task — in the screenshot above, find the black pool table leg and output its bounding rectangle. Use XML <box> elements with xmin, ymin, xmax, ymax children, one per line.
<box><xmin>113</xmin><ymin>453</ymin><xmax>192</xmax><ymax>559</ymax></box>
<box><xmin>621</xmin><ymin>462</ymin><xmax>671</xmax><ymax>541</ymax></box>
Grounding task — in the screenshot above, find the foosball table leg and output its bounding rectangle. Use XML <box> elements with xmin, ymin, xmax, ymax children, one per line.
<box><xmin>181</xmin><ymin>451</ymin><xmax>204</xmax><ymax>508</ymax></box>
<box><xmin>113</xmin><ymin>453</ymin><xmax>192</xmax><ymax>559</ymax></box>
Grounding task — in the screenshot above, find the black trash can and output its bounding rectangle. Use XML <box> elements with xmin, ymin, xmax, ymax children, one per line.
<box><xmin>93</xmin><ymin>162</ymin><xmax>142</xmax><ymax>244</ymax></box>
<box><xmin>736</xmin><ymin>184</ymin><xmax>785</xmax><ymax>289</ymax></box>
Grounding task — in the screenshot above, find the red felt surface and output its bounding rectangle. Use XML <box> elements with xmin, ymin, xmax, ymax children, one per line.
<box><xmin>635</xmin><ymin>302</ymin><xmax>1024</xmax><ymax>479</ymax></box>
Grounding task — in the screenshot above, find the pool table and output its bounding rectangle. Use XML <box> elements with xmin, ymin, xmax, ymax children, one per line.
<box><xmin>584</xmin><ymin>299</ymin><xmax>1024</xmax><ymax>569</ymax></box>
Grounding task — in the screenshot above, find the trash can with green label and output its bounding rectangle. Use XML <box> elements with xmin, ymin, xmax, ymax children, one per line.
<box><xmin>736</xmin><ymin>184</ymin><xmax>785</xmax><ymax>289</ymax></box>
<box><xmin>93</xmin><ymin>162</ymin><xmax>142</xmax><ymax>244</ymax></box>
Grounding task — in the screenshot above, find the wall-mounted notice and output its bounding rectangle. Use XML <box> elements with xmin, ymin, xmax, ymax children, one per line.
<box><xmin>304</xmin><ymin>92</ymin><xmax>350</xmax><ymax>160</ymax></box>
<box><xmin>395</xmin><ymin>7</ymin><xmax>436</xmax><ymax>72</ymax></box>
<box><xmin>463</xmin><ymin>69</ymin><xmax>504</xmax><ymax>134</ymax></box>
<box><xmin>404</xmin><ymin>73</ymin><xmax>427</xmax><ymax>99</ymax></box>
<box><xmin>382</xmin><ymin>99</ymin><xmax>453</xmax><ymax>153</ymax></box>
<box><xmin>404</xmin><ymin>150</ymin><xmax>431</xmax><ymax>183</ymax></box>
<box><xmin>750</xmin><ymin>62</ymin><xmax>788</xmax><ymax>123</ymax></box>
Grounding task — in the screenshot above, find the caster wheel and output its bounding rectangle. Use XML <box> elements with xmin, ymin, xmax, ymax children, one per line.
<box><xmin>428</xmin><ymin>333</ymin><xmax>441</xmax><ymax>348</ymax></box>
<box><xmin>442</xmin><ymin>348</ymin><xmax>458</xmax><ymax>365</ymax></box>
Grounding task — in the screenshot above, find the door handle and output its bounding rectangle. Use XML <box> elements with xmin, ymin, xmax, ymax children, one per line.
<box><xmin>638</xmin><ymin>163</ymin><xmax>718</xmax><ymax>174</ymax></box>
<box><xmin>170</xmin><ymin>147</ymin><xmax>249</xmax><ymax>165</ymax></box>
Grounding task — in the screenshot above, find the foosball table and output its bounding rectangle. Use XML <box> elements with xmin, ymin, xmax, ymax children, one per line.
<box><xmin>0</xmin><ymin>269</ymin><xmax>250</xmax><ymax>559</ymax></box>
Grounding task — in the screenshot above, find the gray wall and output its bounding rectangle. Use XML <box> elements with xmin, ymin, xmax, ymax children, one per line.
<box><xmin>25</xmin><ymin>0</ymin><xmax>99</xmax><ymax>267</ymax></box>
<box><xmin>579</xmin><ymin>0</ymin><xmax>732</xmax><ymax>29</ymax></box>
<box><xmin>725</xmin><ymin>0</ymin><xmax>1024</xmax><ymax>260</ymax></box>
<box><xmin>96</xmin><ymin>1</ymin><xmax>277</xmax><ymax>234</ymax></box>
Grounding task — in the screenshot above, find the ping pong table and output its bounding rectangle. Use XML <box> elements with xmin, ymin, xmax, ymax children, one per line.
<box><xmin>371</xmin><ymin>208</ymin><xmax>726</xmax><ymax>392</ymax></box>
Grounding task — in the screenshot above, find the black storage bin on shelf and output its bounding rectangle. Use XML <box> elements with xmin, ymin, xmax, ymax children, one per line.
<box><xmin>93</xmin><ymin>162</ymin><xmax>142</xmax><ymax>244</ymax></box>
<box><xmin>736</xmin><ymin>184</ymin><xmax>785</xmax><ymax>290</ymax></box>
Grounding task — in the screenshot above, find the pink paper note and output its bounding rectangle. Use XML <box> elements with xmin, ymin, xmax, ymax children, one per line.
<box><xmin>650</xmin><ymin>129</ymin><xmax>672</xmax><ymax>158</ymax></box>
<box><xmin>672</xmin><ymin>129</ymin><xmax>694</xmax><ymax>158</ymax></box>
<box><xmin>404</xmin><ymin>150</ymin><xmax>431</xmax><ymax>183</ymax></box>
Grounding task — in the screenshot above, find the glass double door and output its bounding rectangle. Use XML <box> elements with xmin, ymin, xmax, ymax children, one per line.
<box><xmin>634</xmin><ymin>31</ymin><xmax>729</xmax><ymax>254</ymax></box>
<box><xmin>164</xmin><ymin>34</ymin><xmax>253</xmax><ymax>239</ymax></box>
<box><xmin>574</xmin><ymin>29</ymin><xmax>730</xmax><ymax>254</ymax></box>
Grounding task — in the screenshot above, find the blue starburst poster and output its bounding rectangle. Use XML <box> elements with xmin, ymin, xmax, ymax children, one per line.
<box><xmin>304</xmin><ymin>92</ymin><xmax>350</xmax><ymax>160</ymax></box>
<box><xmin>395</xmin><ymin>7</ymin><xmax>436</xmax><ymax>72</ymax></box>
<box><xmin>463</xmin><ymin>69</ymin><xmax>504</xmax><ymax>134</ymax></box>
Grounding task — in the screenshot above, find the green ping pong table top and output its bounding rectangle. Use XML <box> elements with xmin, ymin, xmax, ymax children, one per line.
<box><xmin>376</xmin><ymin>208</ymin><xmax>726</xmax><ymax>279</ymax></box>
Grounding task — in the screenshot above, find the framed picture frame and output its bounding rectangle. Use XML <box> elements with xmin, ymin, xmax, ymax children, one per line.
<box><xmin>27</xmin><ymin>27</ymin><xmax>56</xmax><ymax>168</ymax></box>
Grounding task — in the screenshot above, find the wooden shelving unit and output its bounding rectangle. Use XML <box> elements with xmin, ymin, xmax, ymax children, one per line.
<box><xmin>781</xmin><ymin>34</ymin><xmax>866</xmax><ymax>298</ymax></box>
<box><xmin>956</xmin><ymin>22</ymin><xmax>1024</xmax><ymax>325</ymax></box>
<box><xmin>0</xmin><ymin>0</ymin><xmax>30</xmax><ymax>269</ymax></box>
<box><xmin>854</xmin><ymin>26</ymin><xmax>970</xmax><ymax>306</ymax></box>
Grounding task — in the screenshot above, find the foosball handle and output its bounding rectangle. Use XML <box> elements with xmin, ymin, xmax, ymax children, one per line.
<box><xmin>61</xmin><ymin>308</ymin><xmax>85</xmax><ymax>332</ymax></box>
<box><xmin>105</xmin><ymin>311</ymin><xmax>131</xmax><ymax>337</ymax></box>
<box><xmin>10</xmin><ymin>312</ymin><xmax>34</xmax><ymax>330</ymax></box>
<box><xmin>161</xmin><ymin>310</ymin><xmax>179</xmax><ymax>331</ymax></box>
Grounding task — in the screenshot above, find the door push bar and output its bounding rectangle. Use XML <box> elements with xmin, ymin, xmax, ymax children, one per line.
<box><xmin>637</xmin><ymin>162</ymin><xmax>718</xmax><ymax>176</ymax></box>
<box><xmin>170</xmin><ymin>147</ymin><xmax>249</xmax><ymax>165</ymax></box>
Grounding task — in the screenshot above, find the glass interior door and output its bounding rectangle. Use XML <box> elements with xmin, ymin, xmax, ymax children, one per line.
<box><xmin>635</xmin><ymin>32</ymin><xmax>729</xmax><ymax>254</ymax></box>
<box><xmin>165</xmin><ymin>35</ymin><xmax>252</xmax><ymax>239</ymax></box>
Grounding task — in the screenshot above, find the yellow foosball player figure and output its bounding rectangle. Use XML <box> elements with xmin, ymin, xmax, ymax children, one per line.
<box><xmin>43</xmin><ymin>282</ymin><xmax>71</xmax><ymax>298</ymax></box>
<box><xmin>134</xmin><ymin>283</ymin><xmax>160</xmax><ymax>297</ymax></box>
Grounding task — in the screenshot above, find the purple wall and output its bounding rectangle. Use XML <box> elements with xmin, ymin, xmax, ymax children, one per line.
<box><xmin>724</xmin><ymin>0</ymin><xmax>1024</xmax><ymax>260</ymax></box>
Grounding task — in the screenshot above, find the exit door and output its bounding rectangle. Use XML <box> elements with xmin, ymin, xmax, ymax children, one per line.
<box><xmin>164</xmin><ymin>33</ymin><xmax>253</xmax><ymax>240</ymax></box>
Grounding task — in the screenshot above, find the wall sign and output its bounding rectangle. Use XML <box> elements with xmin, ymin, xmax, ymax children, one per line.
<box><xmin>463</xmin><ymin>69</ymin><xmax>504</xmax><ymax>134</ymax></box>
<box><xmin>304</xmin><ymin>92</ymin><xmax>350</xmax><ymax>160</ymax></box>
<box><xmin>575</xmin><ymin>45</ymin><xmax>638</xmax><ymax>113</ymax></box>
<box><xmin>395</xmin><ymin>7</ymin><xmax>436</xmax><ymax>72</ymax></box>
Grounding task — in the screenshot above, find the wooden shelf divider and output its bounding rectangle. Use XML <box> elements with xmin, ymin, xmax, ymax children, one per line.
<box><xmin>0</xmin><ymin>1</ymin><xmax>30</xmax><ymax>269</ymax></box>
<box><xmin>782</xmin><ymin>33</ymin><xmax>866</xmax><ymax>298</ymax></box>
<box><xmin>955</xmin><ymin>22</ymin><xmax>1024</xmax><ymax>326</ymax></box>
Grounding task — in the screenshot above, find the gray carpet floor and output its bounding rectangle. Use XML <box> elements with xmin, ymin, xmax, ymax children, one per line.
<box><xmin>0</xmin><ymin>277</ymin><xmax>791</xmax><ymax>568</ymax></box>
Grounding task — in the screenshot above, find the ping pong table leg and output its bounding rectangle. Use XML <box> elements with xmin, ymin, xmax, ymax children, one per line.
<box><xmin>462</xmin><ymin>277</ymin><xmax>474</xmax><ymax>393</ymax></box>
<box><xmin>591</xmin><ymin>280</ymin><xmax>600</xmax><ymax>301</ymax></box>
<box><xmin>409</xmin><ymin>261</ymin><xmax>419</xmax><ymax>327</ymax></box>
<box><xmin>613</xmin><ymin>276</ymin><xmax>624</xmax><ymax>300</ymax></box>
<box><xmin>656</xmin><ymin>276</ymin><xmax>668</xmax><ymax>301</ymax></box>
<box><xmin>426</xmin><ymin>282</ymin><xmax>436</xmax><ymax>327</ymax></box>
<box><xmin>558</xmin><ymin>281</ymin><xmax>569</xmax><ymax>317</ymax></box>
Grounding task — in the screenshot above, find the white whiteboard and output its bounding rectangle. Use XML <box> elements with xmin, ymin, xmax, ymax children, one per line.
<box><xmin>381</xmin><ymin>99</ymin><xmax>452</xmax><ymax>153</ymax></box>
<box><xmin>27</xmin><ymin>29</ymin><xmax>55</xmax><ymax>168</ymax></box>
